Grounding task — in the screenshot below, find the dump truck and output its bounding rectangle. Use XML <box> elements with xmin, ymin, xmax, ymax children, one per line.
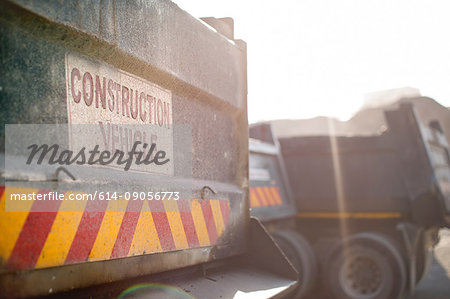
<box><xmin>249</xmin><ymin>103</ymin><xmax>450</xmax><ymax>298</ymax></box>
<box><xmin>0</xmin><ymin>1</ymin><xmax>297</xmax><ymax>297</ymax></box>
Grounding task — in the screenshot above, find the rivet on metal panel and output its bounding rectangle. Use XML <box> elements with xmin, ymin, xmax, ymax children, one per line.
<box><xmin>200</xmin><ymin>186</ymin><xmax>216</xmax><ymax>200</ymax></box>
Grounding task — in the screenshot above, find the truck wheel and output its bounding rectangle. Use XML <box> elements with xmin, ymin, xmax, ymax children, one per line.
<box><xmin>324</xmin><ymin>233</ymin><xmax>406</xmax><ymax>299</ymax></box>
<box><xmin>272</xmin><ymin>230</ymin><xmax>317</xmax><ymax>298</ymax></box>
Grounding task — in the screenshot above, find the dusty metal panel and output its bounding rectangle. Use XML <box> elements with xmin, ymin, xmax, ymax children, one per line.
<box><xmin>0</xmin><ymin>0</ymin><xmax>249</xmax><ymax>296</ymax></box>
<box><xmin>6</xmin><ymin>0</ymin><xmax>246</xmax><ymax>109</ymax></box>
<box><xmin>7</xmin><ymin>0</ymin><xmax>115</xmax><ymax>42</ymax></box>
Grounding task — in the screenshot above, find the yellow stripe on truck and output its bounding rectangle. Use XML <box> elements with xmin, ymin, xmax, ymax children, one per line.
<box><xmin>36</xmin><ymin>194</ymin><xmax>86</xmax><ymax>268</ymax></box>
<box><xmin>129</xmin><ymin>201</ymin><xmax>162</xmax><ymax>256</ymax></box>
<box><xmin>270</xmin><ymin>187</ymin><xmax>283</xmax><ymax>205</ymax></box>
<box><xmin>0</xmin><ymin>187</ymin><xmax>35</xmax><ymax>262</ymax></box>
<box><xmin>89</xmin><ymin>197</ymin><xmax>129</xmax><ymax>261</ymax></box>
<box><xmin>210</xmin><ymin>200</ymin><xmax>225</xmax><ymax>236</ymax></box>
<box><xmin>297</xmin><ymin>212</ymin><xmax>403</xmax><ymax>219</ymax></box>
<box><xmin>255</xmin><ymin>187</ymin><xmax>269</xmax><ymax>206</ymax></box>
<box><xmin>249</xmin><ymin>189</ymin><xmax>260</xmax><ymax>207</ymax></box>
<box><xmin>163</xmin><ymin>199</ymin><xmax>189</xmax><ymax>250</ymax></box>
<box><xmin>189</xmin><ymin>199</ymin><xmax>211</xmax><ymax>247</ymax></box>
<box><xmin>263</xmin><ymin>187</ymin><xmax>276</xmax><ymax>205</ymax></box>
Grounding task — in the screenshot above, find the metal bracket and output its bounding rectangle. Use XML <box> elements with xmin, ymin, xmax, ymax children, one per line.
<box><xmin>200</xmin><ymin>186</ymin><xmax>216</xmax><ymax>200</ymax></box>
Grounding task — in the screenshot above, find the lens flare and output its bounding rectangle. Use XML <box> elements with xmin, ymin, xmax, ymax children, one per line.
<box><xmin>118</xmin><ymin>283</ymin><xmax>195</xmax><ymax>299</ymax></box>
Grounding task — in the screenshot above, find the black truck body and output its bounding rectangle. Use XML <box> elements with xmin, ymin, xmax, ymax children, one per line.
<box><xmin>250</xmin><ymin>103</ymin><xmax>450</xmax><ymax>299</ymax></box>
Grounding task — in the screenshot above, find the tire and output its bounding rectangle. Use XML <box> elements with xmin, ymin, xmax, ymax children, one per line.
<box><xmin>272</xmin><ymin>230</ymin><xmax>317</xmax><ymax>298</ymax></box>
<box><xmin>324</xmin><ymin>233</ymin><xmax>407</xmax><ymax>299</ymax></box>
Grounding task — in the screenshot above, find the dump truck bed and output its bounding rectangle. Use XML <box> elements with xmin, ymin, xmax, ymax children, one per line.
<box><xmin>279</xmin><ymin>104</ymin><xmax>450</xmax><ymax>227</ymax></box>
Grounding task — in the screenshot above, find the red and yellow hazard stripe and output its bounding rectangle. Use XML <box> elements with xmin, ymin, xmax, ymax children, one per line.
<box><xmin>249</xmin><ymin>186</ymin><xmax>283</xmax><ymax>208</ymax></box>
<box><xmin>0</xmin><ymin>186</ymin><xmax>230</xmax><ymax>271</ymax></box>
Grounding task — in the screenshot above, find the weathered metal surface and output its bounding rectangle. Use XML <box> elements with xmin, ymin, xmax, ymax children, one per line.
<box><xmin>0</xmin><ymin>0</ymin><xmax>250</xmax><ymax>296</ymax></box>
<box><xmin>1</xmin><ymin>0</ymin><xmax>246</xmax><ymax>110</ymax></box>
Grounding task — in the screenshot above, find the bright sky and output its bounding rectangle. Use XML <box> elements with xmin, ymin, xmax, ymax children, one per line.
<box><xmin>173</xmin><ymin>0</ymin><xmax>450</xmax><ymax>123</ymax></box>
